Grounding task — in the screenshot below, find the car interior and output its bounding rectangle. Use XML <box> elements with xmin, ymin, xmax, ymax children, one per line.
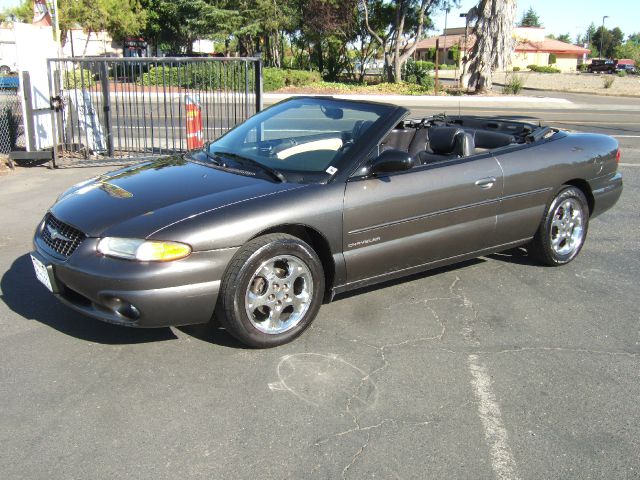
<box><xmin>377</xmin><ymin>116</ymin><xmax>539</xmax><ymax>167</ymax></box>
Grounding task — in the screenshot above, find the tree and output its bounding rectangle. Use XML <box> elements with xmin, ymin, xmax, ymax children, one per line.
<box><xmin>616</xmin><ymin>40</ymin><xmax>640</xmax><ymax>64</ymax></box>
<box><xmin>361</xmin><ymin>0</ymin><xmax>445</xmax><ymax>82</ymax></box>
<box><xmin>0</xmin><ymin>0</ymin><xmax>32</xmax><ymax>22</ymax></box>
<box><xmin>298</xmin><ymin>0</ymin><xmax>356</xmax><ymax>79</ymax></box>
<box><xmin>547</xmin><ymin>33</ymin><xmax>571</xmax><ymax>43</ymax></box>
<box><xmin>592</xmin><ymin>26</ymin><xmax>624</xmax><ymax>59</ymax></box>
<box><xmin>2</xmin><ymin>0</ymin><xmax>147</xmax><ymax>47</ymax></box>
<box><xmin>465</xmin><ymin>0</ymin><xmax>517</xmax><ymax>92</ymax></box>
<box><xmin>517</xmin><ymin>6</ymin><xmax>541</xmax><ymax>27</ymax></box>
<box><xmin>142</xmin><ymin>0</ymin><xmax>238</xmax><ymax>54</ymax></box>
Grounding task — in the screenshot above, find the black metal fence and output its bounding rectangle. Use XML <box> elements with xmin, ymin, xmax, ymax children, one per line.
<box><xmin>48</xmin><ymin>57</ymin><xmax>263</xmax><ymax>167</ymax></box>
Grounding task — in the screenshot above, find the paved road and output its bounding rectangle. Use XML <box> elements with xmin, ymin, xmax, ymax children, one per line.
<box><xmin>1</xmin><ymin>94</ymin><xmax>638</xmax><ymax>479</ymax></box>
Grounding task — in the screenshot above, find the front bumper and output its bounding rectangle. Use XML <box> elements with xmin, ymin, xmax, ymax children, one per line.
<box><xmin>32</xmin><ymin>234</ymin><xmax>238</xmax><ymax>328</ymax></box>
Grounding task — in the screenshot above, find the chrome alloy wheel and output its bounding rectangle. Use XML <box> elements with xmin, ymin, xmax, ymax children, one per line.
<box><xmin>244</xmin><ymin>255</ymin><xmax>313</xmax><ymax>334</ymax></box>
<box><xmin>550</xmin><ymin>198</ymin><xmax>585</xmax><ymax>256</ymax></box>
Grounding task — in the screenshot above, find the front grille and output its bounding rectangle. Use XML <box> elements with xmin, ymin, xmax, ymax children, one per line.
<box><xmin>40</xmin><ymin>214</ymin><xmax>86</xmax><ymax>257</ymax></box>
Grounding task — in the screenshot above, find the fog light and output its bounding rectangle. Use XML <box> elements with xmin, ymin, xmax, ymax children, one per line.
<box><xmin>104</xmin><ymin>296</ymin><xmax>140</xmax><ymax>320</ymax></box>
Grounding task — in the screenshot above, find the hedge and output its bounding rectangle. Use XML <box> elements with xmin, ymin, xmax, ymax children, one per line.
<box><xmin>139</xmin><ymin>64</ymin><xmax>247</xmax><ymax>89</ymax></box>
<box><xmin>262</xmin><ymin>68</ymin><xmax>321</xmax><ymax>91</ymax></box>
<box><xmin>527</xmin><ymin>64</ymin><xmax>561</xmax><ymax>73</ymax></box>
<box><xmin>403</xmin><ymin>60</ymin><xmax>435</xmax><ymax>88</ymax></box>
<box><xmin>63</xmin><ymin>68</ymin><xmax>96</xmax><ymax>89</ymax></box>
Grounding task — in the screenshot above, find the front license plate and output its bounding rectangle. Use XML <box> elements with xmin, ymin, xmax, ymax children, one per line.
<box><xmin>31</xmin><ymin>254</ymin><xmax>53</xmax><ymax>293</ymax></box>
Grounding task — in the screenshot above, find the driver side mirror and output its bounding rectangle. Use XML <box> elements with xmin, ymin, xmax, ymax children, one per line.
<box><xmin>369</xmin><ymin>149</ymin><xmax>414</xmax><ymax>176</ymax></box>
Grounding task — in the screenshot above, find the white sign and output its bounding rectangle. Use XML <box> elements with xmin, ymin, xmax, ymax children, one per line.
<box><xmin>66</xmin><ymin>88</ymin><xmax>107</xmax><ymax>153</ymax></box>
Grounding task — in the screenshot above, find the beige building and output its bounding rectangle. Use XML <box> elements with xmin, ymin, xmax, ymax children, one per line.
<box><xmin>415</xmin><ymin>27</ymin><xmax>589</xmax><ymax>72</ymax></box>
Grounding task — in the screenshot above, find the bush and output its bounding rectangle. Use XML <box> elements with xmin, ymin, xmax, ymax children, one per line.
<box><xmin>527</xmin><ymin>65</ymin><xmax>561</xmax><ymax>73</ymax></box>
<box><xmin>617</xmin><ymin>70</ymin><xmax>627</xmax><ymax>77</ymax></box>
<box><xmin>404</xmin><ymin>59</ymin><xmax>435</xmax><ymax>87</ymax></box>
<box><xmin>63</xmin><ymin>68</ymin><xmax>96</xmax><ymax>89</ymax></box>
<box><xmin>512</xmin><ymin>66</ymin><xmax>521</xmax><ymax>72</ymax></box>
<box><xmin>502</xmin><ymin>73</ymin><xmax>525</xmax><ymax>95</ymax></box>
<box><xmin>262</xmin><ymin>68</ymin><xmax>321</xmax><ymax>91</ymax></box>
<box><xmin>603</xmin><ymin>76</ymin><xmax>615</xmax><ymax>88</ymax></box>
<box><xmin>578</xmin><ymin>63</ymin><xmax>589</xmax><ymax>72</ymax></box>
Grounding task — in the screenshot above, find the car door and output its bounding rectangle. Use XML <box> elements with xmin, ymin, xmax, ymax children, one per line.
<box><xmin>342</xmin><ymin>154</ymin><xmax>503</xmax><ymax>286</ymax></box>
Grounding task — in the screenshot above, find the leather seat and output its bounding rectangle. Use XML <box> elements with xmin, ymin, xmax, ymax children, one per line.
<box><xmin>417</xmin><ymin>127</ymin><xmax>475</xmax><ymax>164</ymax></box>
<box><xmin>407</xmin><ymin>127</ymin><xmax>430</xmax><ymax>158</ymax></box>
<box><xmin>379</xmin><ymin>126</ymin><xmax>417</xmax><ymax>153</ymax></box>
<box><xmin>352</xmin><ymin>120</ymin><xmax>375</xmax><ymax>140</ymax></box>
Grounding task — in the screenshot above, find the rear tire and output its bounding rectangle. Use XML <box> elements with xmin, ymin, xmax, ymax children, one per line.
<box><xmin>216</xmin><ymin>233</ymin><xmax>324</xmax><ymax>348</ymax></box>
<box><xmin>529</xmin><ymin>186</ymin><xmax>589</xmax><ymax>266</ymax></box>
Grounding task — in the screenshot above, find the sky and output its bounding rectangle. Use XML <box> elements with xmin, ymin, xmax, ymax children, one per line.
<box><xmin>0</xmin><ymin>0</ymin><xmax>637</xmax><ymax>44</ymax></box>
<box><xmin>431</xmin><ymin>0</ymin><xmax>638</xmax><ymax>43</ymax></box>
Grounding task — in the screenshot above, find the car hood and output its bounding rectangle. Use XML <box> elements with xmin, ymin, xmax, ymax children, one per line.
<box><xmin>50</xmin><ymin>156</ymin><xmax>304</xmax><ymax>238</ymax></box>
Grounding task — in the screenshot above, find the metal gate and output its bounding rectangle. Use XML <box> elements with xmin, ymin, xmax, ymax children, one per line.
<box><xmin>47</xmin><ymin>57</ymin><xmax>263</xmax><ymax>167</ymax></box>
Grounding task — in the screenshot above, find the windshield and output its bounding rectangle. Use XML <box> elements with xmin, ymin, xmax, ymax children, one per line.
<box><xmin>207</xmin><ymin>98</ymin><xmax>392</xmax><ymax>176</ymax></box>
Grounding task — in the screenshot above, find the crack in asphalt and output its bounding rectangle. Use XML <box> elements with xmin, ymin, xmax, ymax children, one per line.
<box><xmin>307</xmin><ymin>274</ymin><xmax>637</xmax><ymax>477</ymax></box>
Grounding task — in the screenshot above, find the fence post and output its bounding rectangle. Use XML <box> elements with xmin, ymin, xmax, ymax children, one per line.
<box><xmin>20</xmin><ymin>71</ymin><xmax>37</xmax><ymax>153</ymax></box>
<box><xmin>254</xmin><ymin>56</ymin><xmax>263</xmax><ymax>113</ymax></box>
<box><xmin>100</xmin><ymin>62</ymin><xmax>114</xmax><ymax>157</ymax></box>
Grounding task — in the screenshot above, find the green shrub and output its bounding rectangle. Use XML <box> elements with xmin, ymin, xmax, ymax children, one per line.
<box><xmin>512</xmin><ymin>66</ymin><xmax>521</xmax><ymax>72</ymax></box>
<box><xmin>502</xmin><ymin>73</ymin><xmax>525</xmax><ymax>95</ymax></box>
<box><xmin>138</xmin><ymin>63</ymin><xmax>259</xmax><ymax>90</ymax></box>
<box><xmin>617</xmin><ymin>69</ymin><xmax>627</xmax><ymax>77</ymax></box>
<box><xmin>404</xmin><ymin>59</ymin><xmax>435</xmax><ymax>87</ymax></box>
<box><xmin>527</xmin><ymin>65</ymin><xmax>560</xmax><ymax>73</ymax></box>
<box><xmin>603</xmin><ymin>76</ymin><xmax>615</xmax><ymax>88</ymax></box>
<box><xmin>63</xmin><ymin>68</ymin><xmax>96</xmax><ymax>89</ymax></box>
<box><xmin>578</xmin><ymin>63</ymin><xmax>589</xmax><ymax>72</ymax></box>
<box><xmin>262</xmin><ymin>68</ymin><xmax>321</xmax><ymax>91</ymax></box>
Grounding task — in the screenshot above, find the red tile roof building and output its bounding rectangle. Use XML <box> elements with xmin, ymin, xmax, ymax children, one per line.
<box><xmin>415</xmin><ymin>27</ymin><xmax>590</xmax><ymax>72</ymax></box>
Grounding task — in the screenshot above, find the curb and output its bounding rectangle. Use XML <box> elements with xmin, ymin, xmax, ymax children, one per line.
<box><xmin>263</xmin><ymin>93</ymin><xmax>575</xmax><ymax>109</ymax></box>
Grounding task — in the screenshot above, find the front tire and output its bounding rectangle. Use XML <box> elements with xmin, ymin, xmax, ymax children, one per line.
<box><xmin>216</xmin><ymin>233</ymin><xmax>324</xmax><ymax>348</ymax></box>
<box><xmin>529</xmin><ymin>186</ymin><xmax>589</xmax><ymax>266</ymax></box>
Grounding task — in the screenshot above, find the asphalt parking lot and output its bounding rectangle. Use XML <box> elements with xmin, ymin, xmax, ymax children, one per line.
<box><xmin>1</xmin><ymin>94</ymin><xmax>639</xmax><ymax>479</ymax></box>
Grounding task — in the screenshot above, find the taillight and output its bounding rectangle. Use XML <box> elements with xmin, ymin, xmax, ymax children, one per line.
<box><xmin>616</xmin><ymin>148</ymin><xmax>621</xmax><ymax>163</ymax></box>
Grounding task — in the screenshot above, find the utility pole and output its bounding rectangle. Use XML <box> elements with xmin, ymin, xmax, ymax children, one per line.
<box><xmin>599</xmin><ymin>15</ymin><xmax>609</xmax><ymax>59</ymax></box>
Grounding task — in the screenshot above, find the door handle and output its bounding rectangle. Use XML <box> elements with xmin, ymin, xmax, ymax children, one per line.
<box><xmin>475</xmin><ymin>177</ymin><xmax>496</xmax><ymax>189</ymax></box>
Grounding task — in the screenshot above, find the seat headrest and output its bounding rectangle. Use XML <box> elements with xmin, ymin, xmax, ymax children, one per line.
<box><xmin>429</xmin><ymin>127</ymin><xmax>464</xmax><ymax>154</ymax></box>
<box><xmin>352</xmin><ymin>120</ymin><xmax>375</xmax><ymax>139</ymax></box>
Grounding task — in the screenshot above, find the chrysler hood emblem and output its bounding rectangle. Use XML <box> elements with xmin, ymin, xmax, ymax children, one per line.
<box><xmin>46</xmin><ymin>224</ymin><xmax>73</xmax><ymax>242</ymax></box>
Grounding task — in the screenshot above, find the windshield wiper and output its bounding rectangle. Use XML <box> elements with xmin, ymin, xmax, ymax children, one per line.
<box><xmin>213</xmin><ymin>151</ymin><xmax>286</xmax><ymax>183</ymax></box>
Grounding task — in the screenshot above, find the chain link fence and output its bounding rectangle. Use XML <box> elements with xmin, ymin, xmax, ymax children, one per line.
<box><xmin>0</xmin><ymin>75</ymin><xmax>24</xmax><ymax>162</ymax></box>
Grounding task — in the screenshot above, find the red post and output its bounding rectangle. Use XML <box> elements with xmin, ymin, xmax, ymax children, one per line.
<box><xmin>185</xmin><ymin>94</ymin><xmax>204</xmax><ymax>150</ymax></box>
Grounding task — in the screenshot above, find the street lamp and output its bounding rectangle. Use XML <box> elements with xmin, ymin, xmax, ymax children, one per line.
<box><xmin>599</xmin><ymin>15</ymin><xmax>609</xmax><ymax>59</ymax></box>
<box><xmin>459</xmin><ymin>12</ymin><xmax>469</xmax><ymax>87</ymax></box>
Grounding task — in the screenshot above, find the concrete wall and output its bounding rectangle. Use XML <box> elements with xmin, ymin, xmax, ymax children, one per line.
<box><xmin>512</xmin><ymin>51</ymin><xmax>549</xmax><ymax>69</ymax></box>
<box><xmin>554</xmin><ymin>54</ymin><xmax>579</xmax><ymax>72</ymax></box>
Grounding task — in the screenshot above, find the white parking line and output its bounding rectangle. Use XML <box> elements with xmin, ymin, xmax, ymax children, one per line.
<box><xmin>619</xmin><ymin>163</ymin><xmax>639</xmax><ymax>167</ymax></box>
<box><xmin>468</xmin><ymin>354</ymin><xmax>520</xmax><ymax>480</ymax></box>
<box><xmin>612</xmin><ymin>135</ymin><xmax>640</xmax><ymax>138</ymax></box>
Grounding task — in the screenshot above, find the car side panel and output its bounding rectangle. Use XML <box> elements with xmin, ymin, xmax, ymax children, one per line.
<box><xmin>342</xmin><ymin>156</ymin><xmax>502</xmax><ymax>284</ymax></box>
<box><xmin>494</xmin><ymin>132</ymin><xmax>619</xmax><ymax>244</ymax></box>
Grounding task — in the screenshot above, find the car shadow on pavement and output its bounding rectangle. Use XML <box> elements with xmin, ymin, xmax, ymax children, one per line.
<box><xmin>487</xmin><ymin>246</ymin><xmax>538</xmax><ymax>266</ymax></box>
<box><xmin>1</xmin><ymin>254</ymin><xmax>178</xmax><ymax>345</ymax></box>
<box><xmin>333</xmin><ymin>258</ymin><xmax>487</xmax><ymax>301</ymax></box>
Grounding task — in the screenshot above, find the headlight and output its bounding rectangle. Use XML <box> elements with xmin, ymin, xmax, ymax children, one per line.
<box><xmin>97</xmin><ymin>237</ymin><xmax>192</xmax><ymax>262</ymax></box>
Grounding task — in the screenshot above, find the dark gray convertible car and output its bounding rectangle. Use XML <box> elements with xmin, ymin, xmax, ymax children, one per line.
<box><xmin>31</xmin><ymin>97</ymin><xmax>622</xmax><ymax>347</ymax></box>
